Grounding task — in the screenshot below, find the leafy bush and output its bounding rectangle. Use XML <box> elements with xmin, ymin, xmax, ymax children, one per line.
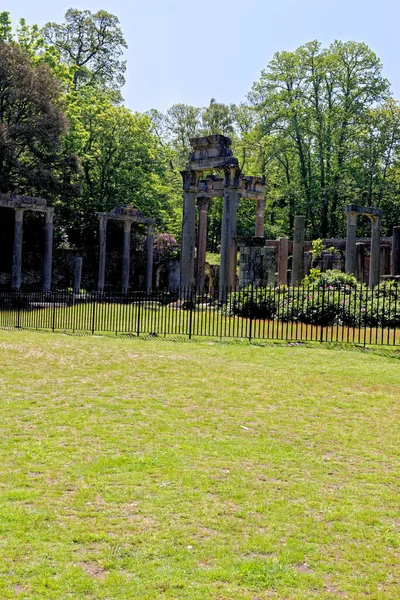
<box><xmin>227</xmin><ymin>279</ymin><xmax>400</xmax><ymax>329</ymax></box>
<box><xmin>303</xmin><ymin>269</ymin><xmax>358</xmax><ymax>290</ymax></box>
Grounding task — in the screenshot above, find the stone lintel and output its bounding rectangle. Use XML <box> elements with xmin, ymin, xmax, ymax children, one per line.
<box><xmin>197</xmin><ymin>175</ymin><xmax>265</xmax><ymax>200</ymax></box>
<box><xmin>186</xmin><ymin>157</ymin><xmax>239</xmax><ymax>172</ymax></box>
<box><xmin>95</xmin><ymin>211</ymin><xmax>155</xmax><ymax>226</ymax></box>
<box><xmin>0</xmin><ymin>193</ymin><xmax>51</xmax><ymax>212</ymax></box>
<box><xmin>345</xmin><ymin>204</ymin><xmax>382</xmax><ymax>218</ymax></box>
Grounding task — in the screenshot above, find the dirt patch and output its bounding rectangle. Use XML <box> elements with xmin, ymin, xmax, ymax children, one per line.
<box><xmin>80</xmin><ymin>561</ymin><xmax>106</xmax><ymax>579</ymax></box>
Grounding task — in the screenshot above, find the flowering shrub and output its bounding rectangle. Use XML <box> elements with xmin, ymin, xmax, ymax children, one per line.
<box><xmin>153</xmin><ymin>233</ymin><xmax>178</xmax><ymax>262</ymax></box>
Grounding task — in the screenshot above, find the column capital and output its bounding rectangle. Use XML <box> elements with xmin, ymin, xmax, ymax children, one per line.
<box><xmin>45</xmin><ymin>209</ymin><xmax>55</xmax><ymax>224</ymax></box>
<box><xmin>223</xmin><ymin>166</ymin><xmax>240</xmax><ymax>188</ymax></box>
<box><xmin>257</xmin><ymin>197</ymin><xmax>266</xmax><ymax>210</ymax></box>
<box><xmin>196</xmin><ymin>196</ymin><xmax>210</xmax><ymax>212</ymax></box>
<box><xmin>14</xmin><ymin>207</ymin><xmax>24</xmax><ymax>222</ymax></box>
<box><xmin>181</xmin><ymin>170</ymin><xmax>199</xmax><ymax>192</ymax></box>
<box><xmin>123</xmin><ymin>219</ymin><xmax>133</xmax><ymax>233</ymax></box>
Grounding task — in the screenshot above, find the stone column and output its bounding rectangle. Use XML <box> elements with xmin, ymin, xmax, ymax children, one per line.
<box><xmin>122</xmin><ymin>220</ymin><xmax>132</xmax><ymax>294</ymax></box>
<box><xmin>220</xmin><ymin>167</ymin><xmax>239</xmax><ymax>298</ymax></box>
<box><xmin>98</xmin><ymin>215</ymin><xmax>108</xmax><ymax>292</ymax></box>
<box><xmin>11</xmin><ymin>208</ymin><xmax>24</xmax><ymax>290</ymax></box>
<box><xmin>369</xmin><ymin>216</ymin><xmax>381</xmax><ymax>288</ymax></box>
<box><xmin>196</xmin><ymin>196</ymin><xmax>210</xmax><ymax>292</ymax></box>
<box><xmin>392</xmin><ymin>226</ymin><xmax>400</xmax><ymax>276</ymax></box>
<box><xmin>73</xmin><ymin>257</ymin><xmax>83</xmax><ymax>294</ymax></box>
<box><xmin>292</xmin><ymin>215</ymin><xmax>305</xmax><ymax>285</ymax></box>
<box><xmin>380</xmin><ymin>244</ymin><xmax>391</xmax><ymax>277</ymax></box>
<box><xmin>42</xmin><ymin>209</ymin><xmax>54</xmax><ymax>292</ymax></box>
<box><xmin>345</xmin><ymin>211</ymin><xmax>358</xmax><ymax>275</ymax></box>
<box><xmin>264</xmin><ymin>246</ymin><xmax>276</xmax><ymax>286</ymax></box>
<box><xmin>278</xmin><ymin>238</ymin><xmax>289</xmax><ymax>285</ymax></box>
<box><xmin>322</xmin><ymin>253</ymin><xmax>333</xmax><ymax>272</ymax></box>
<box><xmin>255</xmin><ymin>197</ymin><xmax>266</xmax><ymax>237</ymax></box>
<box><xmin>180</xmin><ymin>170</ymin><xmax>198</xmax><ymax>290</ymax></box>
<box><xmin>304</xmin><ymin>251</ymin><xmax>312</xmax><ymax>276</ymax></box>
<box><xmin>146</xmin><ymin>224</ymin><xmax>154</xmax><ymax>294</ymax></box>
<box><xmin>356</xmin><ymin>242</ymin><xmax>366</xmax><ymax>283</ymax></box>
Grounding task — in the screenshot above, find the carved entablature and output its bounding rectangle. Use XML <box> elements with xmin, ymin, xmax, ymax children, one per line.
<box><xmin>196</xmin><ymin>174</ymin><xmax>265</xmax><ymax>200</ymax></box>
<box><xmin>96</xmin><ymin>204</ymin><xmax>155</xmax><ymax>225</ymax></box>
<box><xmin>187</xmin><ymin>135</ymin><xmax>238</xmax><ymax>172</ymax></box>
<box><xmin>239</xmin><ymin>176</ymin><xmax>265</xmax><ymax>199</ymax></box>
<box><xmin>0</xmin><ymin>193</ymin><xmax>51</xmax><ymax>212</ymax></box>
<box><xmin>345</xmin><ymin>205</ymin><xmax>382</xmax><ymax>218</ymax></box>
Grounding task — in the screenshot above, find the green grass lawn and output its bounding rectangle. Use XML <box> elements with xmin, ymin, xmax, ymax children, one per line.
<box><xmin>0</xmin><ymin>331</ymin><xmax>399</xmax><ymax>599</ymax></box>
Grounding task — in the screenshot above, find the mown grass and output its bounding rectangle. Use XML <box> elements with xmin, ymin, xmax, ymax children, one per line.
<box><xmin>0</xmin><ymin>331</ymin><xmax>399</xmax><ymax>599</ymax></box>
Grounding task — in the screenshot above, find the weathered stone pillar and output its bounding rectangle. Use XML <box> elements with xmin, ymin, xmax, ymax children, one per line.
<box><xmin>392</xmin><ymin>226</ymin><xmax>400</xmax><ymax>276</ymax></box>
<box><xmin>180</xmin><ymin>170</ymin><xmax>198</xmax><ymax>290</ymax></box>
<box><xmin>304</xmin><ymin>251</ymin><xmax>312</xmax><ymax>276</ymax></box>
<box><xmin>264</xmin><ymin>246</ymin><xmax>276</xmax><ymax>286</ymax></box>
<box><xmin>98</xmin><ymin>215</ymin><xmax>108</xmax><ymax>292</ymax></box>
<box><xmin>356</xmin><ymin>243</ymin><xmax>366</xmax><ymax>283</ymax></box>
<box><xmin>11</xmin><ymin>208</ymin><xmax>24</xmax><ymax>290</ymax></box>
<box><xmin>196</xmin><ymin>196</ymin><xmax>210</xmax><ymax>292</ymax></box>
<box><xmin>255</xmin><ymin>197</ymin><xmax>266</xmax><ymax>237</ymax></box>
<box><xmin>146</xmin><ymin>224</ymin><xmax>154</xmax><ymax>294</ymax></box>
<box><xmin>345</xmin><ymin>211</ymin><xmax>358</xmax><ymax>275</ymax></box>
<box><xmin>380</xmin><ymin>244</ymin><xmax>391</xmax><ymax>277</ymax></box>
<box><xmin>122</xmin><ymin>220</ymin><xmax>132</xmax><ymax>294</ymax></box>
<box><xmin>73</xmin><ymin>257</ymin><xmax>83</xmax><ymax>294</ymax></box>
<box><xmin>220</xmin><ymin>167</ymin><xmax>239</xmax><ymax>298</ymax></box>
<box><xmin>322</xmin><ymin>252</ymin><xmax>334</xmax><ymax>272</ymax></box>
<box><xmin>369</xmin><ymin>216</ymin><xmax>381</xmax><ymax>288</ymax></box>
<box><xmin>278</xmin><ymin>238</ymin><xmax>288</xmax><ymax>285</ymax></box>
<box><xmin>292</xmin><ymin>215</ymin><xmax>305</xmax><ymax>285</ymax></box>
<box><xmin>42</xmin><ymin>209</ymin><xmax>54</xmax><ymax>292</ymax></box>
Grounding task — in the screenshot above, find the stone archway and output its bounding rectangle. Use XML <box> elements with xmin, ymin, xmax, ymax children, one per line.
<box><xmin>345</xmin><ymin>205</ymin><xmax>382</xmax><ymax>287</ymax></box>
<box><xmin>180</xmin><ymin>135</ymin><xmax>266</xmax><ymax>297</ymax></box>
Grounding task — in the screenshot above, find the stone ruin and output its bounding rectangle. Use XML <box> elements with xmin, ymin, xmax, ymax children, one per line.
<box><xmin>179</xmin><ymin>137</ymin><xmax>400</xmax><ymax>292</ymax></box>
<box><xmin>180</xmin><ymin>135</ymin><xmax>266</xmax><ymax>297</ymax></box>
<box><xmin>0</xmin><ymin>194</ymin><xmax>54</xmax><ymax>290</ymax></box>
<box><xmin>95</xmin><ymin>205</ymin><xmax>156</xmax><ymax>293</ymax></box>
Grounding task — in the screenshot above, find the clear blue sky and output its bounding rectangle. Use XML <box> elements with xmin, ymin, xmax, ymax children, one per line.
<box><xmin>8</xmin><ymin>0</ymin><xmax>400</xmax><ymax>113</ymax></box>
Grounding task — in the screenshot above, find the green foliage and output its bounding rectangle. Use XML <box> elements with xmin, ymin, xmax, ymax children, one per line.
<box><xmin>302</xmin><ymin>269</ymin><xmax>358</xmax><ymax>289</ymax></box>
<box><xmin>0</xmin><ymin>11</ymin><xmax>12</xmax><ymax>42</ymax></box>
<box><xmin>249</xmin><ymin>40</ymin><xmax>400</xmax><ymax>237</ymax></box>
<box><xmin>61</xmin><ymin>88</ymin><xmax>182</xmax><ymax>246</ymax></box>
<box><xmin>229</xmin><ymin>278</ymin><xmax>400</xmax><ymax>328</ymax></box>
<box><xmin>43</xmin><ymin>9</ymin><xmax>127</xmax><ymax>92</ymax></box>
<box><xmin>0</xmin><ymin>42</ymin><xmax>77</xmax><ymax>198</ymax></box>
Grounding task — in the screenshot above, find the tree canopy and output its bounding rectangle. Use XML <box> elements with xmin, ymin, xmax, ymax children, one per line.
<box><xmin>1</xmin><ymin>8</ymin><xmax>400</xmax><ymax>255</ymax></box>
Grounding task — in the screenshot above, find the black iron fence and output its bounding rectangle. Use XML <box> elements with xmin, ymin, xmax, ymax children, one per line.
<box><xmin>0</xmin><ymin>282</ymin><xmax>399</xmax><ymax>345</ymax></box>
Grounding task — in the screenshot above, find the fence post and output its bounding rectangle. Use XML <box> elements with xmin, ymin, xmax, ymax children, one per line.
<box><xmin>248</xmin><ymin>283</ymin><xmax>254</xmax><ymax>342</ymax></box>
<box><xmin>52</xmin><ymin>291</ymin><xmax>56</xmax><ymax>332</ymax></box>
<box><xmin>136</xmin><ymin>291</ymin><xmax>141</xmax><ymax>337</ymax></box>
<box><xmin>91</xmin><ymin>295</ymin><xmax>96</xmax><ymax>334</ymax></box>
<box><xmin>188</xmin><ymin>286</ymin><xmax>194</xmax><ymax>340</ymax></box>
<box><xmin>320</xmin><ymin>284</ymin><xmax>325</xmax><ymax>342</ymax></box>
<box><xmin>17</xmin><ymin>291</ymin><xmax>21</xmax><ymax>329</ymax></box>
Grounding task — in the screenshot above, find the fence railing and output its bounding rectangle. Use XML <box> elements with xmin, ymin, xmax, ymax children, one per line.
<box><xmin>0</xmin><ymin>283</ymin><xmax>399</xmax><ymax>345</ymax></box>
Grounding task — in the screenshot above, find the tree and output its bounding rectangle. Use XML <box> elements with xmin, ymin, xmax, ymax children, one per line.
<box><xmin>250</xmin><ymin>40</ymin><xmax>391</xmax><ymax>237</ymax></box>
<box><xmin>0</xmin><ymin>42</ymin><xmax>76</xmax><ymax>198</ymax></box>
<box><xmin>62</xmin><ymin>88</ymin><xmax>182</xmax><ymax>247</ymax></box>
<box><xmin>202</xmin><ymin>98</ymin><xmax>234</xmax><ymax>136</ymax></box>
<box><xmin>43</xmin><ymin>9</ymin><xmax>127</xmax><ymax>91</ymax></box>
